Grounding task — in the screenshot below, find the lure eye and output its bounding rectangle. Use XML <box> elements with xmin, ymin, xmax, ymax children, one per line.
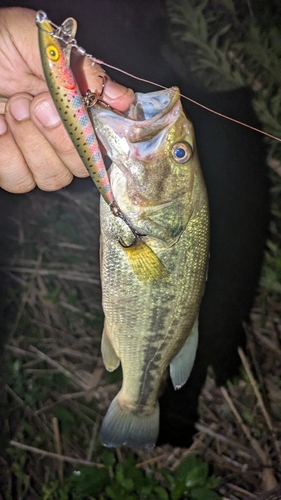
<box><xmin>171</xmin><ymin>142</ymin><xmax>192</xmax><ymax>164</ymax></box>
<box><xmin>46</xmin><ymin>44</ymin><xmax>60</xmax><ymax>62</ymax></box>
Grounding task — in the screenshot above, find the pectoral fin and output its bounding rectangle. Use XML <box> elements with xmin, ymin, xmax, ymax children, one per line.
<box><xmin>170</xmin><ymin>317</ymin><xmax>199</xmax><ymax>390</ymax></box>
<box><xmin>123</xmin><ymin>237</ymin><xmax>169</xmax><ymax>284</ymax></box>
<box><xmin>101</xmin><ymin>322</ymin><xmax>120</xmax><ymax>372</ymax></box>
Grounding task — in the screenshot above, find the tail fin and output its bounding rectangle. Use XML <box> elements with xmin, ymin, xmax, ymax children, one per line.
<box><xmin>100</xmin><ymin>393</ymin><xmax>159</xmax><ymax>449</ymax></box>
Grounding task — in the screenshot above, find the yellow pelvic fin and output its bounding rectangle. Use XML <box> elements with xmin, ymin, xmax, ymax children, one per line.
<box><xmin>122</xmin><ymin>238</ymin><xmax>169</xmax><ymax>284</ymax></box>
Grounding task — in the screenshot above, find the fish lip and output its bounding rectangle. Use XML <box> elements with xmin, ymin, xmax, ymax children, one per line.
<box><xmin>128</xmin><ymin>86</ymin><xmax>180</xmax><ymax>121</ymax></box>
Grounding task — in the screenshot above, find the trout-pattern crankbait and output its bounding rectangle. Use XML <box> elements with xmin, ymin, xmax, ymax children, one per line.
<box><xmin>36</xmin><ymin>11</ymin><xmax>115</xmax><ymax>206</ymax></box>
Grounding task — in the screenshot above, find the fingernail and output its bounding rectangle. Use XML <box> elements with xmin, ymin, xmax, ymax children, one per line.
<box><xmin>9</xmin><ymin>97</ymin><xmax>31</xmax><ymax>121</ymax></box>
<box><xmin>0</xmin><ymin>116</ymin><xmax>7</xmax><ymax>135</ymax></box>
<box><xmin>33</xmin><ymin>99</ymin><xmax>61</xmax><ymax>127</ymax></box>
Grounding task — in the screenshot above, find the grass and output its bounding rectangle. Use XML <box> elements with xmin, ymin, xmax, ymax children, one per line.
<box><xmin>0</xmin><ymin>185</ymin><xmax>280</xmax><ymax>499</ymax></box>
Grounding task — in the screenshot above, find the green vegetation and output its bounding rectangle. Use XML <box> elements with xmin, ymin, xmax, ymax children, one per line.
<box><xmin>41</xmin><ymin>452</ymin><xmax>221</xmax><ymax>500</ymax></box>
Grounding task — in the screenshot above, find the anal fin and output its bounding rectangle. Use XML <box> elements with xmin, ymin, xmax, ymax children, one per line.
<box><xmin>170</xmin><ymin>317</ymin><xmax>199</xmax><ymax>390</ymax></box>
<box><xmin>101</xmin><ymin>321</ymin><xmax>120</xmax><ymax>372</ymax></box>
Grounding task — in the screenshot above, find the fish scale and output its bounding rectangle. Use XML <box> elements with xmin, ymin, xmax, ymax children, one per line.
<box><xmin>37</xmin><ymin>15</ymin><xmax>114</xmax><ymax>205</ymax></box>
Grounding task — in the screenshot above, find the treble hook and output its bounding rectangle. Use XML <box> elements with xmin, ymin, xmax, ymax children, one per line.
<box><xmin>118</xmin><ymin>225</ymin><xmax>147</xmax><ymax>248</ymax></box>
<box><xmin>118</xmin><ymin>228</ymin><xmax>147</xmax><ymax>248</ymax></box>
<box><xmin>109</xmin><ymin>201</ymin><xmax>146</xmax><ymax>248</ymax></box>
<box><xmin>82</xmin><ymin>75</ymin><xmax>105</xmax><ymax>108</ymax></box>
<box><xmin>118</xmin><ymin>234</ymin><xmax>137</xmax><ymax>248</ymax></box>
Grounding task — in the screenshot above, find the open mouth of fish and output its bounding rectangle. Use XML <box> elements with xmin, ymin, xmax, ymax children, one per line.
<box><xmin>90</xmin><ymin>86</ymin><xmax>186</xmax><ymax>212</ymax></box>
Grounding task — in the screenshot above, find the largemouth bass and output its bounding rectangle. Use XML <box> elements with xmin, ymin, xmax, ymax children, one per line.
<box><xmin>90</xmin><ymin>87</ymin><xmax>209</xmax><ymax>448</ymax></box>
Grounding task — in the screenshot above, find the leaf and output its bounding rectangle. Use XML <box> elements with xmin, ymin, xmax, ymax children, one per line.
<box><xmin>161</xmin><ymin>469</ymin><xmax>176</xmax><ymax>490</ymax></box>
<box><xmin>71</xmin><ymin>466</ymin><xmax>110</xmax><ymax>495</ymax></box>
<box><xmin>171</xmin><ymin>482</ymin><xmax>187</xmax><ymax>500</ymax></box>
<box><xmin>52</xmin><ymin>407</ymin><xmax>76</xmax><ymax>425</ymax></box>
<box><xmin>191</xmin><ymin>487</ymin><xmax>222</xmax><ymax>500</ymax></box>
<box><xmin>115</xmin><ymin>463</ymin><xmax>135</xmax><ymax>491</ymax></box>
<box><xmin>174</xmin><ymin>454</ymin><xmax>199</xmax><ymax>482</ymax></box>
<box><xmin>154</xmin><ymin>486</ymin><xmax>170</xmax><ymax>500</ymax></box>
<box><xmin>106</xmin><ymin>485</ymin><xmax>119</xmax><ymax>500</ymax></box>
<box><xmin>102</xmin><ymin>449</ymin><xmax>116</xmax><ymax>468</ymax></box>
<box><xmin>185</xmin><ymin>462</ymin><xmax>209</xmax><ymax>488</ymax></box>
<box><xmin>210</xmin><ymin>23</ymin><xmax>232</xmax><ymax>48</ymax></box>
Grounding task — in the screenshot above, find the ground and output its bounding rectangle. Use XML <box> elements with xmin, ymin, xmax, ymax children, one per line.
<box><xmin>0</xmin><ymin>185</ymin><xmax>280</xmax><ymax>499</ymax></box>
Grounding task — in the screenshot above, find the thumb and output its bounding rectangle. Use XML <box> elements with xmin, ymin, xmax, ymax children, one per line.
<box><xmin>76</xmin><ymin>56</ymin><xmax>135</xmax><ymax>113</ymax></box>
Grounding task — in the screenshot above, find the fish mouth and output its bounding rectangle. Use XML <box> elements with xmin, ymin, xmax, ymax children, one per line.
<box><xmin>90</xmin><ymin>86</ymin><xmax>182</xmax><ymax>146</ymax></box>
<box><xmin>126</xmin><ymin>87</ymin><xmax>181</xmax><ymax>143</ymax></box>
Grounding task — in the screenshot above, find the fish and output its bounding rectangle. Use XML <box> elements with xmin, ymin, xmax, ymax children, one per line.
<box><xmin>90</xmin><ymin>86</ymin><xmax>210</xmax><ymax>448</ymax></box>
<box><xmin>36</xmin><ymin>11</ymin><xmax>114</xmax><ymax>205</ymax></box>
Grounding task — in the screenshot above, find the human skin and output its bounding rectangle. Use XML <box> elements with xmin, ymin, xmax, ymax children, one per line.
<box><xmin>0</xmin><ymin>7</ymin><xmax>134</xmax><ymax>193</ymax></box>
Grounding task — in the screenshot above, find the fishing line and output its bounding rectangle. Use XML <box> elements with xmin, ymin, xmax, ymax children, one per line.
<box><xmin>36</xmin><ymin>11</ymin><xmax>281</xmax><ymax>144</ymax></box>
<box><xmin>90</xmin><ymin>57</ymin><xmax>281</xmax><ymax>144</ymax></box>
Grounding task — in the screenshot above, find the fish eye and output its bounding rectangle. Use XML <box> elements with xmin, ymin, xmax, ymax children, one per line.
<box><xmin>171</xmin><ymin>142</ymin><xmax>192</xmax><ymax>164</ymax></box>
<box><xmin>46</xmin><ymin>44</ymin><xmax>60</xmax><ymax>62</ymax></box>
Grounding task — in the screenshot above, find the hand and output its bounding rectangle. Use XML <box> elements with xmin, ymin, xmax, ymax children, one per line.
<box><xmin>0</xmin><ymin>7</ymin><xmax>134</xmax><ymax>193</ymax></box>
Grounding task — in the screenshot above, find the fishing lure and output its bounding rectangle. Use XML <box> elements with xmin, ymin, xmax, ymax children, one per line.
<box><xmin>36</xmin><ymin>11</ymin><xmax>114</xmax><ymax>206</ymax></box>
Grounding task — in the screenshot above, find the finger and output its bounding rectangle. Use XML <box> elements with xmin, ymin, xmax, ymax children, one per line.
<box><xmin>0</xmin><ymin>115</ymin><xmax>7</xmax><ymax>135</ymax></box>
<box><xmin>0</xmin><ymin>98</ymin><xmax>7</xmax><ymax>114</ymax></box>
<box><xmin>5</xmin><ymin>93</ymin><xmax>74</xmax><ymax>191</ymax></box>
<box><xmin>0</xmin><ymin>114</ymin><xmax>36</xmax><ymax>193</ymax></box>
<box><xmin>0</xmin><ymin>8</ymin><xmax>47</xmax><ymax>97</ymax></box>
<box><xmin>78</xmin><ymin>57</ymin><xmax>135</xmax><ymax>112</ymax></box>
<box><xmin>103</xmin><ymin>78</ymin><xmax>135</xmax><ymax>112</ymax></box>
<box><xmin>30</xmin><ymin>92</ymin><xmax>91</xmax><ymax>178</ymax></box>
